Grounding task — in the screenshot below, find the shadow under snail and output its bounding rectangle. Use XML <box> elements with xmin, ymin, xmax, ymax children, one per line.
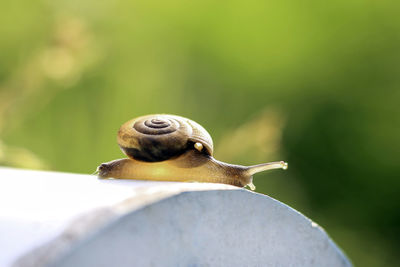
<box><xmin>96</xmin><ymin>114</ymin><xmax>288</xmax><ymax>190</ymax></box>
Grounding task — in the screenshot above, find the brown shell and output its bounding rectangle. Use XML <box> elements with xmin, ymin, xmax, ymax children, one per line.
<box><xmin>117</xmin><ymin>114</ymin><xmax>213</xmax><ymax>162</ymax></box>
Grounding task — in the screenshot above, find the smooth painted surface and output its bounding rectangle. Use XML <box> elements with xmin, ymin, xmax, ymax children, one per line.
<box><xmin>0</xmin><ymin>167</ymin><xmax>351</xmax><ymax>267</ymax></box>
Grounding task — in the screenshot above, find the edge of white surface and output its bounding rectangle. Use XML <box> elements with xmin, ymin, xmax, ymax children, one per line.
<box><xmin>0</xmin><ymin>167</ymin><xmax>352</xmax><ymax>267</ymax></box>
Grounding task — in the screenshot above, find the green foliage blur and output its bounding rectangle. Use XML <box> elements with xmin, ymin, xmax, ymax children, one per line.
<box><xmin>1</xmin><ymin>0</ymin><xmax>399</xmax><ymax>266</ymax></box>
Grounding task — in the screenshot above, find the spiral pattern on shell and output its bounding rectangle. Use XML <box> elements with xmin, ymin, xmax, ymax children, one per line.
<box><xmin>117</xmin><ymin>114</ymin><xmax>213</xmax><ymax>162</ymax></box>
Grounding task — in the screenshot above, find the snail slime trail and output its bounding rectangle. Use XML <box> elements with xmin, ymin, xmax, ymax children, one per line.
<box><xmin>97</xmin><ymin>114</ymin><xmax>288</xmax><ymax>190</ymax></box>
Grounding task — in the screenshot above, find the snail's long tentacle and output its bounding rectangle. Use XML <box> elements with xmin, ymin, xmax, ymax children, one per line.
<box><xmin>246</xmin><ymin>161</ymin><xmax>288</xmax><ymax>176</ymax></box>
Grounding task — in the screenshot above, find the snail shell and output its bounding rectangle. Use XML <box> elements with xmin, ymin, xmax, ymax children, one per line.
<box><xmin>117</xmin><ymin>114</ymin><xmax>213</xmax><ymax>162</ymax></box>
<box><xmin>97</xmin><ymin>114</ymin><xmax>288</xmax><ymax>190</ymax></box>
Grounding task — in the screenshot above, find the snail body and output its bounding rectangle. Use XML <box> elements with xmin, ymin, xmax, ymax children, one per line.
<box><xmin>97</xmin><ymin>114</ymin><xmax>287</xmax><ymax>190</ymax></box>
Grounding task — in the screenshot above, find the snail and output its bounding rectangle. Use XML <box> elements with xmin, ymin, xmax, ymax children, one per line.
<box><xmin>96</xmin><ymin>114</ymin><xmax>287</xmax><ymax>190</ymax></box>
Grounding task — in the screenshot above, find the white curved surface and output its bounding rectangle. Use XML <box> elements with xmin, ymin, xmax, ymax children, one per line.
<box><xmin>0</xmin><ymin>167</ymin><xmax>352</xmax><ymax>267</ymax></box>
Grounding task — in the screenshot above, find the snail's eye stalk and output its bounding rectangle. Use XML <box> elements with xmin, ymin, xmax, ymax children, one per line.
<box><xmin>282</xmin><ymin>161</ymin><xmax>288</xmax><ymax>170</ymax></box>
<box><xmin>247</xmin><ymin>161</ymin><xmax>288</xmax><ymax>176</ymax></box>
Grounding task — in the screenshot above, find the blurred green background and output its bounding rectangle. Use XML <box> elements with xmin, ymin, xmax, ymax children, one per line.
<box><xmin>1</xmin><ymin>0</ymin><xmax>399</xmax><ymax>266</ymax></box>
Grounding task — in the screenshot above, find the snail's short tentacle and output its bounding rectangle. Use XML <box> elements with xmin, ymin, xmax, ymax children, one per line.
<box><xmin>247</xmin><ymin>183</ymin><xmax>256</xmax><ymax>191</ymax></box>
